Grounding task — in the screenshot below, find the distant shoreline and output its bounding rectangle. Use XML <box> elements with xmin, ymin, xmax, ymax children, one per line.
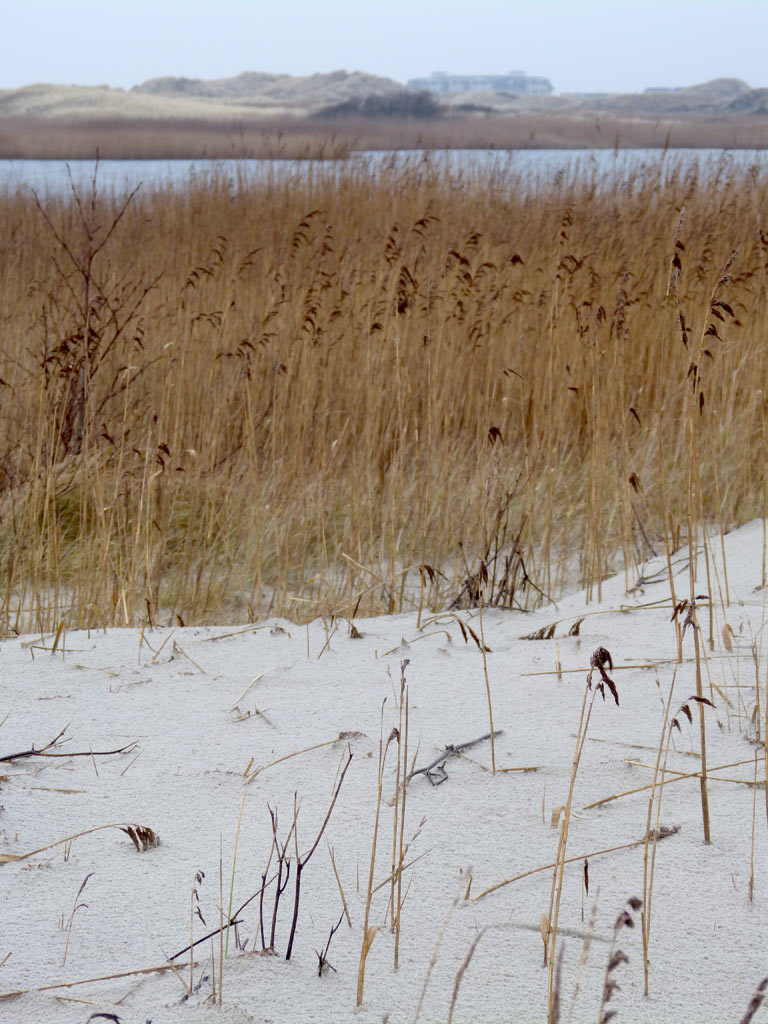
<box><xmin>1</xmin><ymin>112</ymin><xmax>767</xmax><ymax>160</ymax></box>
<box><xmin>2</xmin><ymin>73</ymin><xmax>766</xmax><ymax>158</ymax></box>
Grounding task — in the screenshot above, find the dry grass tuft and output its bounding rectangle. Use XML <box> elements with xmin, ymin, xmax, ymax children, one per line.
<box><xmin>120</xmin><ymin>823</ymin><xmax>161</xmax><ymax>853</ymax></box>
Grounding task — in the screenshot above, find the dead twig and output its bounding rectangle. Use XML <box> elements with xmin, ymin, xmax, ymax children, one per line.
<box><xmin>62</xmin><ymin>873</ymin><xmax>93</xmax><ymax>966</ymax></box>
<box><xmin>245</xmin><ymin>734</ymin><xmax>352</xmax><ymax>783</ymax></box>
<box><xmin>446</xmin><ymin>930</ymin><xmax>485</xmax><ymax>1024</ymax></box>
<box><xmin>474</xmin><ymin>828</ymin><xmax>679</xmax><ymax>902</ymax></box>
<box><xmin>0</xmin><ymin>726</ymin><xmax>68</xmax><ymax>762</ymax></box>
<box><xmin>0</xmin><ymin>961</ymin><xmax>199</xmax><ymax>1000</ymax></box>
<box><xmin>168</xmin><ymin>917</ymin><xmax>245</xmax><ymax>962</ymax></box>
<box><xmin>408</xmin><ymin>730</ymin><xmax>503</xmax><ymax>785</ymax></box>
<box><xmin>286</xmin><ymin>748</ymin><xmax>353</xmax><ymax>960</ymax></box>
<box><xmin>316</xmin><ymin>911</ymin><xmax>345</xmax><ymax>976</ymax></box>
<box><xmin>0</xmin><ymin>727</ymin><xmax>137</xmax><ymax>764</ymax></box>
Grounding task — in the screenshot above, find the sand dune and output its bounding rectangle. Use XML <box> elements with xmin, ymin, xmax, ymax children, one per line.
<box><xmin>0</xmin><ymin>72</ymin><xmax>764</xmax><ymax>122</ymax></box>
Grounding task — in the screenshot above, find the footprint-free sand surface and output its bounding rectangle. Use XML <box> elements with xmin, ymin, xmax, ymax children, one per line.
<box><xmin>1</xmin><ymin>522</ymin><xmax>766</xmax><ymax>1023</ymax></box>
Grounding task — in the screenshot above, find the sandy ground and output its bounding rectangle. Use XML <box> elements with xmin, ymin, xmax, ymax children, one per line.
<box><xmin>1</xmin><ymin>522</ymin><xmax>767</xmax><ymax>1023</ymax></box>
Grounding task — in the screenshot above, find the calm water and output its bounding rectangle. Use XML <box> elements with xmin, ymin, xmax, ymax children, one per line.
<box><xmin>2</xmin><ymin>148</ymin><xmax>768</xmax><ymax>196</ymax></box>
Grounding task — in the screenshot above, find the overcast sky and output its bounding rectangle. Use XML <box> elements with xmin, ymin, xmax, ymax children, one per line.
<box><xmin>2</xmin><ymin>0</ymin><xmax>765</xmax><ymax>95</ymax></box>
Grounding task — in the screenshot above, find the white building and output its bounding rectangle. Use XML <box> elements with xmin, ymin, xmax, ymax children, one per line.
<box><xmin>406</xmin><ymin>71</ymin><xmax>553</xmax><ymax>95</ymax></box>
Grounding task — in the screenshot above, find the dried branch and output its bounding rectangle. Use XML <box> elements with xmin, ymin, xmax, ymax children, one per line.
<box><xmin>285</xmin><ymin>747</ymin><xmax>353</xmax><ymax>960</ymax></box>
<box><xmin>408</xmin><ymin>730</ymin><xmax>503</xmax><ymax>785</ymax></box>
<box><xmin>0</xmin><ymin>727</ymin><xmax>137</xmax><ymax>764</ymax></box>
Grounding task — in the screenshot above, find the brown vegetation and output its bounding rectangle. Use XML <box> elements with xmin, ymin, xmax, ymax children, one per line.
<box><xmin>1</xmin><ymin>155</ymin><xmax>768</xmax><ymax>631</ymax></box>
<box><xmin>1</xmin><ymin>111</ymin><xmax>768</xmax><ymax>160</ymax></box>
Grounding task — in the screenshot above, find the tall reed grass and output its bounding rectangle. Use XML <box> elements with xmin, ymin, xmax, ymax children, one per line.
<box><xmin>1</xmin><ymin>154</ymin><xmax>767</xmax><ymax>631</ymax></box>
<box><xmin>2</xmin><ymin>113</ymin><xmax>767</xmax><ymax>160</ymax></box>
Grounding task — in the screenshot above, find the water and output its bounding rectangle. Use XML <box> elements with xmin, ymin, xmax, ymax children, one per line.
<box><xmin>2</xmin><ymin>148</ymin><xmax>767</xmax><ymax>197</ymax></box>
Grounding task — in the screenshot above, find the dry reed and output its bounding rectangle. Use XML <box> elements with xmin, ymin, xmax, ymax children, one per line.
<box><xmin>1</xmin><ymin>155</ymin><xmax>768</xmax><ymax>630</ymax></box>
<box><xmin>2</xmin><ymin>113</ymin><xmax>768</xmax><ymax>160</ymax></box>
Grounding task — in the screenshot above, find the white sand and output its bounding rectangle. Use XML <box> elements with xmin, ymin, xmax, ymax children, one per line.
<box><xmin>1</xmin><ymin>521</ymin><xmax>766</xmax><ymax>1023</ymax></box>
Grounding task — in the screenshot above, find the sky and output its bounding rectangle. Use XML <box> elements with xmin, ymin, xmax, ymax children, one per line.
<box><xmin>2</xmin><ymin>0</ymin><xmax>766</xmax><ymax>95</ymax></box>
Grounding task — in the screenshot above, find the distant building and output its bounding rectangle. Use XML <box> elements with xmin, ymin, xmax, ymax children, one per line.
<box><xmin>406</xmin><ymin>70</ymin><xmax>553</xmax><ymax>95</ymax></box>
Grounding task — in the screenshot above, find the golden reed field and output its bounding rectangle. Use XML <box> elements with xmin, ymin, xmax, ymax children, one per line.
<box><xmin>2</xmin><ymin>154</ymin><xmax>768</xmax><ymax>632</ymax></box>
<box><xmin>2</xmin><ymin>112</ymin><xmax>767</xmax><ymax>159</ymax></box>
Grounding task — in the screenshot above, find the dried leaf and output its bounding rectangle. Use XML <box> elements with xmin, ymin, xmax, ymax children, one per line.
<box><xmin>608</xmin><ymin>950</ymin><xmax>629</xmax><ymax>971</ymax></box>
<box><xmin>551</xmin><ymin>806</ymin><xmax>565</xmax><ymax>829</ymax></box>
<box><xmin>689</xmin><ymin>695</ymin><xmax>716</xmax><ymax>708</ymax></box>
<box><xmin>591</xmin><ymin>647</ymin><xmax>613</xmax><ymax>672</ymax></box>
<box><xmin>463</xmin><ymin>620</ymin><xmax>491</xmax><ymax>652</ymax></box>
<box><xmin>521</xmin><ymin>623</ymin><xmax>556</xmax><ymax>641</ymax></box>
<box><xmin>604</xmin><ymin>678</ymin><xmax>620</xmax><ymax>706</ymax></box>
<box><xmin>713</xmin><ymin>300</ymin><xmax>734</xmax><ymax>317</ymax></box>
<box><xmin>360</xmin><ymin>925</ymin><xmax>377</xmax><ymax>959</ymax></box>
<box><xmin>120</xmin><ymin>824</ymin><xmax>160</xmax><ymax>852</ymax></box>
